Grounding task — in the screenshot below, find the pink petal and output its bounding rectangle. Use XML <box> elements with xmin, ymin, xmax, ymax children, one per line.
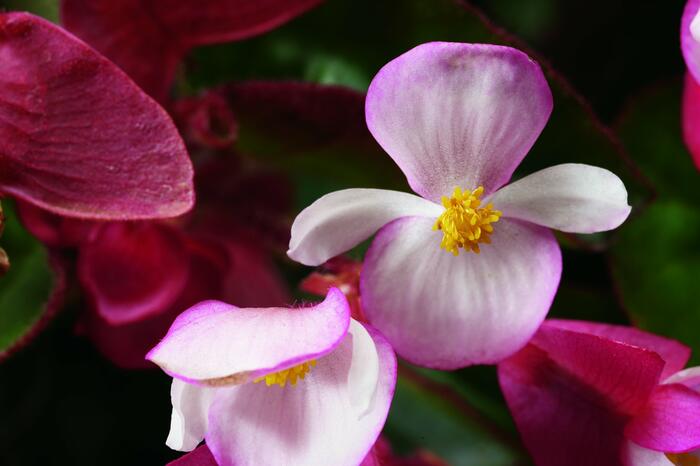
<box><xmin>167</xmin><ymin>379</ymin><xmax>216</xmax><ymax>451</ymax></box>
<box><xmin>546</xmin><ymin>320</ymin><xmax>691</xmax><ymax>380</ymax></box>
<box><xmin>498</xmin><ymin>323</ymin><xmax>667</xmax><ymax>466</ymax></box>
<box><xmin>360</xmin><ymin>216</ymin><xmax>561</xmax><ymax>369</ymax></box>
<box><xmin>206</xmin><ymin>320</ymin><xmax>397</xmax><ymax>466</ymax></box>
<box><xmin>167</xmin><ymin>445</ymin><xmax>218</xmax><ymax>466</ymax></box>
<box><xmin>365</xmin><ymin>42</ymin><xmax>552</xmax><ymax>201</ymax></box>
<box><xmin>146</xmin><ymin>288</ymin><xmax>351</xmax><ymax>384</ymax></box>
<box><xmin>682</xmin><ymin>0</ymin><xmax>700</xmax><ymax>82</ymax></box>
<box><xmin>288</xmin><ymin>188</ymin><xmax>442</xmax><ymax>266</ymax></box>
<box><xmin>487</xmin><ymin>164</ymin><xmax>631</xmax><ymax>234</ymax></box>
<box><xmin>60</xmin><ymin>0</ymin><xmax>322</xmax><ymax>101</ymax></box>
<box><xmin>16</xmin><ymin>201</ymin><xmax>97</xmax><ymax>248</ymax></box>
<box><xmin>78</xmin><ymin>222</ymin><xmax>190</xmax><ymax>325</ymax></box>
<box><xmin>0</xmin><ymin>13</ymin><xmax>194</xmax><ymax>219</ymax></box>
<box><xmin>625</xmin><ymin>384</ymin><xmax>700</xmax><ymax>453</ymax></box>
<box><xmin>682</xmin><ymin>73</ymin><xmax>700</xmax><ymax>170</ymax></box>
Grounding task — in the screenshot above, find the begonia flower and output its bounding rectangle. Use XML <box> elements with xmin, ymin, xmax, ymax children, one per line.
<box><xmin>0</xmin><ymin>12</ymin><xmax>194</xmax><ymax>219</ymax></box>
<box><xmin>681</xmin><ymin>0</ymin><xmax>700</xmax><ymax>169</ymax></box>
<box><xmin>60</xmin><ymin>0</ymin><xmax>323</xmax><ymax>102</ymax></box>
<box><xmin>498</xmin><ymin>320</ymin><xmax>700</xmax><ymax>466</ymax></box>
<box><xmin>288</xmin><ymin>42</ymin><xmax>632</xmax><ymax>369</ymax></box>
<box><xmin>147</xmin><ymin>288</ymin><xmax>397</xmax><ymax>466</ymax></box>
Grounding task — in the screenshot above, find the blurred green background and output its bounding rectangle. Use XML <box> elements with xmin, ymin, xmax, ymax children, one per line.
<box><xmin>0</xmin><ymin>0</ymin><xmax>698</xmax><ymax>465</ymax></box>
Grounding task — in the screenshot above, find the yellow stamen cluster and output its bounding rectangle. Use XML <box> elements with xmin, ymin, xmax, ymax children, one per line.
<box><xmin>667</xmin><ymin>453</ymin><xmax>700</xmax><ymax>466</ymax></box>
<box><xmin>253</xmin><ymin>360</ymin><xmax>317</xmax><ymax>387</ymax></box>
<box><xmin>433</xmin><ymin>186</ymin><xmax>501</xmax><ymax>255</ymax></box>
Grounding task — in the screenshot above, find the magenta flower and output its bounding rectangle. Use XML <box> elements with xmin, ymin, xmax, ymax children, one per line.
<box><xmin>146</xmin><ymin>288</ymin><xmax>397</xmax><ymax>466</ymax></box>
<box><xmin>0</xmin><ymin>12</ymin><xmax>193</xmax><ymax>219</ymax></box>
<box><xmin>499</xmin><ymin>320</ymin><xmax>700</xmax><ymax>466</ymax></box>
<box><xmin>60</xmin><ymin>0</ymin><xmax>323</xmax><ymax>102</ymax></box>
<box><xmin>681</xmin><ymin>0</ymin><xmax>700</xmax><ymax>169</ymax></box>
<box><xmin>288</xmin><ymin>42</ymin><xmax>631</xmax><ymax>369</ymax></box>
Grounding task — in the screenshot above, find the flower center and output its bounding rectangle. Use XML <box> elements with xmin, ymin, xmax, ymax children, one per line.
<box><xmin>253</xmin><ymin>360</ymin><xmax>317</xmax><ymax>387</ymax></box>
<box><xmin>667</xmin><ymin>453</ymin><xmax>700</xmax><ymax>466</ymax></box>
<box><xmin>433</xmin><ymin>186</ymin><xmax>502</xmax><ymax>255</ymax></box>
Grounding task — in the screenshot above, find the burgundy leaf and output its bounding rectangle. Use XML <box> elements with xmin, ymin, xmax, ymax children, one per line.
<box><xmin>60</xmin><ymin>0</ymin><xmax>323</xmax><ymax>101</ymax></box>
<box><xmin>0</xmin><ymin>12</ymin><xmax>194</xmax><ymax>219</ymax></box>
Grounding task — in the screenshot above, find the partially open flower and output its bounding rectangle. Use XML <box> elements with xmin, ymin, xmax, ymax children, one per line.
<box><xmin>499</xmin><ymin>320</ymin><xmax>700</xmax><ymax>466</ymax></box>
<box><xmin>288</xmin><ymin>42</ymin><xmax>631</xmax><ymax>369</ymax></box>
<box><xmin>147</xmin><ymin>288</ymin><xmax>397</xmax><ymax>466</ymax></box>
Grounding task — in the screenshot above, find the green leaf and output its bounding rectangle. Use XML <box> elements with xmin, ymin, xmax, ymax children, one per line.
<box><xmin>0</xmin><ymin>201</ymin><xmax>57</xmax><ymax>358</ymax></box>
<box><xmin>3</xmin><ymin>0</ymin><xmax>59</xmax><ymax>23</ymax></box>
<box><xmin>611</xmin><ymin>82</ymin><xmax>700</xmax><ymax>363</ymax></box>
<box><xmin>385</xmin><ymin>372</ymin><xmax>527</xmax><ymax>466</ymax></box>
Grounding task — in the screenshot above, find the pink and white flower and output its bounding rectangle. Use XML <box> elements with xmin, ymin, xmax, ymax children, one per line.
<box><xmin>288</xmin><ymin>42</ymin><xmax>631</xmax><ymax>369</ymax></box>
<box><xmin>499</xmin><ymin>320</ymin><xmax>700</xmax><ymax>466</ymax></box>
<box><xmin>681</xmin><ymin>0</ymin><xmax>700</xmax><ymax>169</ymax></box>
<box><xmin>146</xmin><ymin>288</ymin><xmax>397</xmax><ymax>466</ymax></box>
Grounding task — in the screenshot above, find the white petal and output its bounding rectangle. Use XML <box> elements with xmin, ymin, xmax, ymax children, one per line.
<box><xmin>488</xmin><ymin>164</ymin><xmax>631</xmax><ymax>233</ymax></box>
<box><xmin>205</xmin><ymin>321</ymin><xmax>397</xmax><ymax>466</ymax></box>
<box><xmin>625</xmin><ymin>442</ymin><xmax>676</xmax><ymax>466</ymax></box>
<box><xmin>361</xmin><ymin>216</ymin><xmax>562</xmax><ymax>369</ymax></box>
<box><xmin>288</xmin><ymin>188</ymin><xmax>441</xmax><ymax>266</ymax></box>
<box><xmin>166</xmin><ymin>379</ymin><xmax>216</xmax><ymax>452</ymax></box>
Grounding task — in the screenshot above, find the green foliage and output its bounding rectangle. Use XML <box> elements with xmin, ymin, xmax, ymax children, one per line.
<box><xmin>612</xmin><ymin>83</ymin><xmax>700</xmax><ymax>363</ymax></box>
<box><xmin>0</xmin><ymin>201</ymin><xmax>55</xmax><ymax>357</ymax></box>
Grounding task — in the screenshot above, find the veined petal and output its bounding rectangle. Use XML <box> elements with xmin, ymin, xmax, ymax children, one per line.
<box><xmin>360</xmin><ymin>216</ymin><xmax>561</xmax><ymax>369</ymax></box>
<box><xmin>626</xmin><ymin>384</ymin><xmax>700</xmax><ymax>453</ymax></box>
<box><xmin>488</xmin><ymin>164</ymin><xmax>631</xmax><ymax>233</ymax></box>
<box><xmin>166</xmin><ymin>379</ymin><xmax>216</xmax><ymax>452</ymax></box>
<box><xmin>0</xmin><ymin>13</ymin><xmax>194</xmax><ymax>219</ymax></box>
<box><xmin>206</xmin><ymin>320</ymin><xmax>396</xmax><ymax>466</ymax></box>
<box><xmin>146</xmin><ymin>288</ymin><xmax>350</xmax><ymax>384</ymax></box>
<box><xmin>365</xmin><ymin>42</ymin><xmax>552</xmax><ymax>201</ymax></box>
<box><xmin>498</xmin><ymin>323</ymin><xmax>667</xmax><ymax>466</ymax></box>
<box><xmin>288</xmin><ymin>188</ymin><xmax>441</xmax><ymax>266</ymax></box>
<box><xmin>546</xmin><ymin>320</ymin><xmax>691</xmax><ymax>380</ymax></box>
<box><xmin>682</xmin><ymin>0</ymin><xmax>700</xmax><ymax>82</ymax></box>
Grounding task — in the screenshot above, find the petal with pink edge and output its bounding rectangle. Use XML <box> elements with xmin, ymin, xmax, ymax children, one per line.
<box><xmin>546</xmin><ymin>320</ymin><xmax>691</xmax><ymax>380</ymax></box>
<box><xmin>365</xmin><ymin>42</ymin><xmax>552</xmax><ymax>201</ymax></box>
<box><xmin>682</xmin><ymin>74</ymin><xmax>700</xmax><ymax>170</ymax></box>
<box><xmin>206</xmin><ymin>320</ymin><xmax>397</xmax><ymax>466</ymax></box>
<box><xmin>146</xmin><ymin>288</ymin><xmax>350</xmax><ymax>384</ymax></box>
<box><xmin>288</xmin><ymin>188</ymin><xmax>442</xmax><ymax>266</ymax></box>
<box><xmin>167</xmin><ymin>379</ymin><xmax>216</xmax><ymax>451</ymax></box>
<box><xmin>682</xmin><ymin>0</ymin><xmax>700</xmax><ymax>82</ymax></box>
<box><xmin>0</xmin><ymin>13</ymin><xmax>194</xmax><ymax>219</ymax></box>
<box><xmin>625</xmin><ymin>384</ymin><xmax>700</xmax><ymax>453</ymax></box>
<box><xmin>360</xmin><ymin>216</ymin><xmax>561</xmax><ymax>369</ymax></box>
<box><xmin>498</xmin><ymin>324</ymin><xmax>667</xmax><ymax>466</ymax></box>
<box><xmin>78</xmin><ymin>222</ymin><xmax>190</xmax><ymax>325</ymax></box>
<box><xmin>61</xmin><ymin>0</ymin><xmax>322</xmax><ymax>102</ymax></box>
<box><xmin>487</xmin><ymin>164</ymin><xmax>631</xmax><ymax>233</ymax></box>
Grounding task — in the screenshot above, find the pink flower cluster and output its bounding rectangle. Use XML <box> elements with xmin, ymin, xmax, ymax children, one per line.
<box><xmin>1</xmin><ymin>1</ymin><xmax>698</xmax><ymax>466</ymax></box>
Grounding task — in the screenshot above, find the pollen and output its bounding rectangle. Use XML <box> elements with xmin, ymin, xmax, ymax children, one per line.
<box><xmin>253</xmin><ymin>360</ymin><xmax>317</xmax><ymax>388</ymax></box>
<box><xmin>667</xmin><ymin>453</ymin><xmax>700</xmax><ymax>466</ymax></box>
<box><xmin>433</xmin><ymin>186</ymin><xmax>502</xmax><ymax>255</ymax></box>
